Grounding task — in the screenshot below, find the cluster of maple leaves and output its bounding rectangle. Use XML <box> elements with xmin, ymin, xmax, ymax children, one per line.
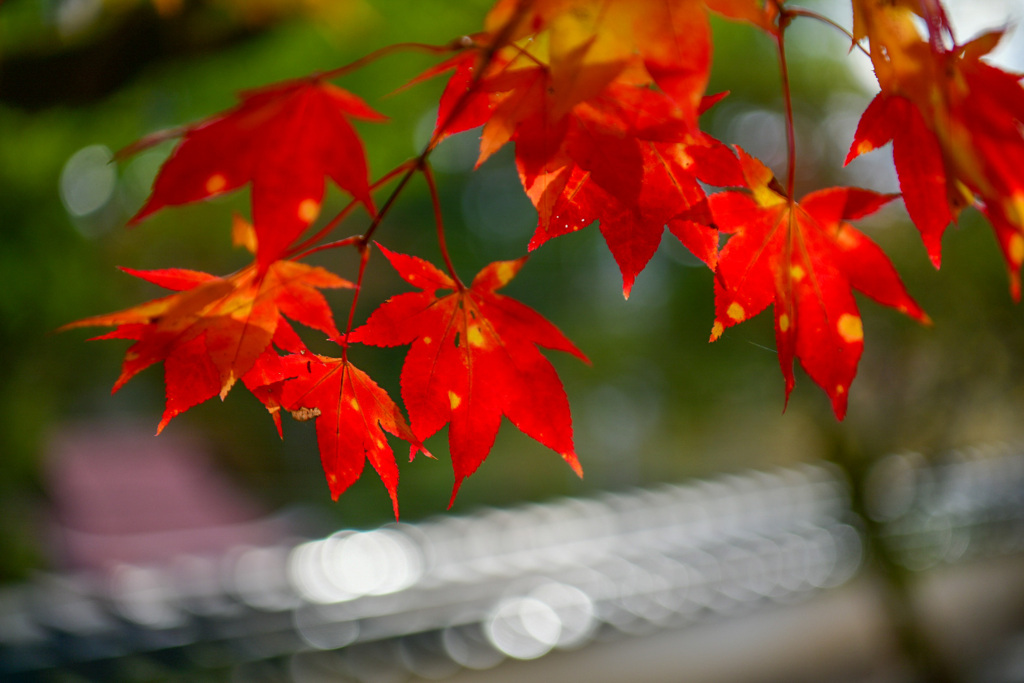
<box><xmin>64</xmin><ymin>0</ymin><xmax>1024</xmax><ymax>514</ymax></box>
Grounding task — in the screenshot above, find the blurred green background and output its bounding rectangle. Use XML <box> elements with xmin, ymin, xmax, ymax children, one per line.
<box><xmin>2</xmin><ymin>0</ymin><xmax>1022</xmax><ymax>582</ymax></box>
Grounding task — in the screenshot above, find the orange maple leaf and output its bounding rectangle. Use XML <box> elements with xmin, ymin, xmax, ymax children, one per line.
<box><xmin>848</xmin><ymin>0</ymin><xmax>1024</xmax><ymax>298</ymax></box>
<box><xmin>420</xmin><ymin>50</ymin><xmax>737</xmax><ymax>295</ymax></box>
<box><xmin>61</xmin><ymin>259</ymin><xmax>351</xmax><ymax>431</ymax></box>
<box><xmin>482</xmin><ymin>0</ymin><xmax>712</xmax><ymax>119</ymax></box>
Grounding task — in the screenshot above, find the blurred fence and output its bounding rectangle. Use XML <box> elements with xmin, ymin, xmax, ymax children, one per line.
<box><xmin>4</xmin><ymin>442</ymin><xmax>1024</xmax><ymax>682</ymax></box>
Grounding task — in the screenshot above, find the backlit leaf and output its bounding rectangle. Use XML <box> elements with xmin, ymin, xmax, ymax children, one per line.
<box><xmin>129</xmin><ymin>79</ymin><xmax>385</xmax><ymax>268</ymax></box>
<box><xmin>711</xmin><ymin>149</ymin><xmax>928</xmax><ymax>418</ymax></box>
<box><xmin>61</xmin><ymin>259</ymin><xmax>351</xmax><ymax>431</ymax></box>
<box><xmin>350</xmin><ymin>246</ymin><xmax>587</xmax><ymax>504</ymax></box>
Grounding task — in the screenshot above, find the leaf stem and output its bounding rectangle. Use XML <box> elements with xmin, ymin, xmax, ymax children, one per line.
<box><xmin>286</xmin><ymin>202</ymin><xmax>361</xmax><ymax>260</ymax></box>
<box><xmin>359</xmin><ymin>8</ymin><xmax>524</xmax><ymax>247</ymax></box>
<box><xmin>288</xmin><ymin>161</ymin><xmax>417</xmax><ymax>259</ymax></box>
<box><xmin>784</xmin><ymin>7</ymin><xmax>871</xmax><ymax>58</ymax></box>
<box><xmin>775</xmin><ymin>7</ymin><xmax>797</xmax><ymax>199</ymax></box>
<box><xmin>290</xmin><ymin>235</ymin><xmax>363</xmax><ymax>261</ymax></box>
<box><xmin>331</xmin><ymin>158</ymin><xmax>422</xmax><ymax>360</ymax></box>
<box><xmin>421</xmin><ymin>161</ymin><xmax>464</xmax><ymax>289</ymax></box>
<box><xmin>425</xmin><ymin>0</ymin><xmax>532</xmax><ymax>154</ymax></box>
<box><xmin>340</xmin><ymin>243</ymin><xmax>373</xmax><ymax>364</ymax></box>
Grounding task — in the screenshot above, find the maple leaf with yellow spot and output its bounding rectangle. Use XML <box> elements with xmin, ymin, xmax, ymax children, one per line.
<box><xmin>517</xmin><ymin>81</ymin><xmax>742</xmax><ymax>295</ymax></box>
<box><xmin>129</xmin><ymin>78</ymin><xmax>385</xmax><ymax>269</ymax></box>
<box><xmin>349</xmin><ymin>245</ymin><xmax>588</xmax><ymax>504</ymax></box>
<box><xmin>410</xmin><ymin>1</ymin><xmax>729</xmax><ymax>296</ymax></box>
<box><xmin>710</xmin><ymin>149</ymin><xmax>929</xmax><ymax>418</ymax></box>
<box><xmin>848</xmin><ymin>0</ymin><xmax>1024</xmax><ymax>298</ymax></box>
<box><xmin>258</xmin><ymin>349</ymin><xmax>428</xmax><ymax>517</ymax></box>
<box><xmin>61</xmin><ymin>259</ymin><xmax>351</xmax><ymax>432</ymax></box>
<box><xmin>420</xmin><ymin>58</ymin><xmax>739</xmax><ymax>296</ymax></box>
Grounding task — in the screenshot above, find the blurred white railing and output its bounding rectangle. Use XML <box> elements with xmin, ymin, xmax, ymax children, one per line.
<box><xmin>3</xmin><ymin>442</ymin><xmax>1024</xmax><ymax>682</ymax></box>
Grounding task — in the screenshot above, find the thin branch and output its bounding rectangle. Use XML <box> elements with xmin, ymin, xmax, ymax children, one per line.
<box><xmin>287</xmin><ymin>161</ymin><xmax>416</xmax><ymax>259</ymax></box>
<box><xmin>284</xmin><ymin>200</ymin><xmax>361</xmax><ymax>261</ymax></box>
<box><xmin>360</xmin><ymin>165</ymin><xmax>418</xmax><ymax>244</ymax></box>
<box><xmin>318</xmin><ymin>41</ymin><xmax>466</xmax><ymax>82</ymax></box>
<box><xmin>292</xmin><ymin>2</ymin><xmax>531</xmax><ymax>339</ymax></box>
<box><xmin>425</xmin><ymin>0</ymin><xmax>533</xmax><ymax>153</ymax></box>
<box><xmin>290</xmin><ymin>235</ymin><xmax>363</xmax><ymax>261</ymax></box>
<box><xmin>362</xmin><ymin>6</ymin><xmax>526</xmax><ymax>244</ymax></box>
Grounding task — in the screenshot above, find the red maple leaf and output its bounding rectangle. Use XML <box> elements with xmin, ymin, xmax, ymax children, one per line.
<box><xmin>129</xmin><ymin>78</ymin><xmax>385</xmax><ymax>268</ymax></box>
<box><xmin>411</xmin><ymin>1</ymin><xmax>728</xmax><ymax>295</ymax></box>
<box><xmin>257</xmin><ymin>349</ymin><xmax>427</xmax><ymax>516</ymax></box>
<box><xmin>61</xmin><ymin>258</ymin><xmax>351</xmax><ymax>431</ymax></box>
<box><xmin>424</xmin><ymin>55</ymin><xmax>738</xmax><ymax>294</ymax></box>
<box><xmin>846</xmin><ymin>93</ymin><xmax>952</xmax><ymax>267</ymax></box>
<box><xmin>710</xmin><ymin>149</ymin><xmax>929</xmax><ymax>418</ymax></box>
<box><xmin>450</xmin><ymin>0</ymin><xmax>714</xmax><ymax>162</ymax></box>
<box><xmin>517</xmin><ymin>81</ymin><xmax>742</xmax><ymax>295</ymax></box>
<box><xmin>349</xmin><ymin>246</ymin><xmax>588</xmax><ymax>503</ymax></box>
<box><xmin>408</xmin><ymin>50</ymin><xmax>502</xmax><ymax>147</ymax></box>
<box><xmin>848</xmin><ymin>5</ymin><xmax>1024</xmax><ymax>298</ymax></box>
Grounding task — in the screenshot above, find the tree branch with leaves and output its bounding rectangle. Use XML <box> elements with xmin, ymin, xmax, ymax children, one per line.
<box><xmin>62</xmin><ymin>0</ymin><xmax>1024</xmax><ymax>514</ymax></box>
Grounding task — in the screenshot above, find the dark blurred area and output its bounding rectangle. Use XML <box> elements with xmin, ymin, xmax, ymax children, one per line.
<box><xmin>3</xmin><ymin>0</ymin><xmax>1024</xmax><ymax>680</ymax></box>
